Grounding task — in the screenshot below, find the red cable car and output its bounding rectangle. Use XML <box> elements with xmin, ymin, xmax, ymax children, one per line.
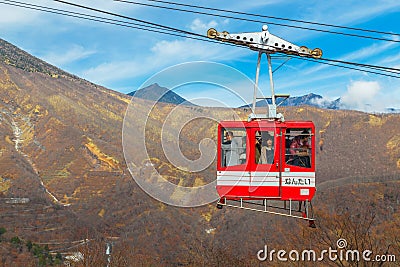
<box><xmin>217</xmin><ymin>120</ymin><xmax>315</xmax><ymax>200</ymax></box>
<box><xmin>216</xmin><ymin>120</ymin><xmax>316</xmax><ymax>225</ymax></box>
<box><xmin>208</xmin><ymin>25</ymin><xmax>322</xmax><ymax>226</ymax></box>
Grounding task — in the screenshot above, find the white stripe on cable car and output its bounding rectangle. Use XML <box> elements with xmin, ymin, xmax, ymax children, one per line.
<box><xmin>217</xmin><ymin>171</ymin><xmax>315</xmax><ymax>187</ymax></box>
<box><xmin>217</xmin><ymin>175</ymin><xmax>279</xmax><ymax>180</ymax></box>
<box><xmin>282</xmin><ymin>172</ymin><xmax>315</xmax><ymax>177</ymax></box>
<box><xmin>217</xmin><ymin>172</ymin><xmax>315</xmax><ymax>178</ymax></box>
<box><xmin>217</xmin><ymin>171</ymin><xmax>250</xmax><ymax>176</ymax></box>
<box><xmin>217</xmin><ymin>181</ymin><xmax>254</xmax><ymax>186</ymax></box>
<box><xmin>217</xmin><ymin>171</ymin><xmax>315</xmax><ymax>177</ymax></box>
<box><xmin>217</xmin><ymin>182</ymin><xmax>315</xmax><ymax>187</ymax></box>
<box><xmin>217</xmin><ymin>182</ymin><xmax>315</xmax><ymax>188</ymax></box>
<box><xmin>217</xmin><ymin>182</ymin><xmax>280</xmax><ymax>186</ymax></box>
<box><xmin>217</xmin><ymin>173</ymin><xmax>250</xmax><ymax>180</ymax></box>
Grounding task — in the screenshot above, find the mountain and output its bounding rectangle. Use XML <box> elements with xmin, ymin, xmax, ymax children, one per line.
<box><xmin>0</xmin><ymin>37</ymin><xmax>240</xmax><ymax>265</ymax></box>
<box><xmin>130</xmin><ymin>83</ymin><xmax>400</xmax><ymax>114</ymax></box>
<box><xmin>282</xmin><ymin>93</ymin><xmax>342</xmax><ymax>110</ymax></box>
<box><xmin>240</xmin><ymin>93</ymin><xmax>342</xmax><ymax>110</ymax></box>
<box><xmin>0</xmin><ymin>39</ymin><xmax>79</xmax><ymax>80</ymax></box>
<box><xmin>130</xmin><ymin>84</ymin><xmax>343</xmax><ymax>111</ymax></box>
<box><xmin>386</xmin><ymin>107</ymin><xmax>400</xmax><ymax>113</ymax></box>
<box><xmin>282</xmin><ymin>93</ymin><xmax>324</xmax><ymax>107</ymax></box>
<box><xmin>325</xmin><ymin>97</ymin><xmax>341</xmax><ymax>109</ymax></box>
<box><xmin>128</xmin><ymin>83</ymin><xmax>195</xmax><ymax>106</ymax></box>
<box><xmin>0</xmin><ymin>38</ymin><xmax>399</xmax><ymax>265</ymax></box>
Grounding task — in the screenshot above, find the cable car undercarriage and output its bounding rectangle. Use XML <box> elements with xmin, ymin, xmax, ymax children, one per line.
<box><xmin>217</xmin><ymin>198</ymin><xmax>316</xmax><ymax>228</ymax></box>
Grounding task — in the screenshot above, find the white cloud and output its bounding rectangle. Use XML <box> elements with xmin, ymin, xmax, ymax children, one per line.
<box><xmin>303</xmin><ymin>40</ymin><xmax>397</xmax><ymax>77</ymax></box>
<box><xmin>151</xmin><ymin>39</ymin><xmax>216</xmax><ymax>60</ymax></box>
<box><xmin>342</xmin><ymin>42</ymin><xmax>397</xmax><ymax>62</ymax></box>
<box><xmin>175</xmin><ymin>73</ymin><xmax>257</xmax><ymax>107</ymax></box>
<box><xmin>279</xmin><ymin>38</ymin><xmax>400</xmax><ymax>99</ymax></box>
<box><xmin>340</xmin><ymin>80</ymin><xmax>381</xmax><ymax>111</ymax></box>
<box><xmin>43</xmin><ymin>45</ymin><xmax>96</xmax><ymax>66</ymax></box>
<box><xmin>82</xmin><ymin>60</ymin><xmax>145</xmax><ymax>85</ymax></box>
<box><xmin>189</xmin><ymin>18</ymin><xmax>218</xmax><ymax>34</ymax></box>
<box><xmin>82</xmin><ymin>37</ymin><xmax>250</xmax><ymax>86</ymax></box>
<box><xmin>310</xmin><ymin>96</ymin><xmax>336</xmax><ymax>106</ymax></box>
<box><xmin>380</xmin><ymin>52</ymin><xmax>400</xmax><ymax>67</ymax></box>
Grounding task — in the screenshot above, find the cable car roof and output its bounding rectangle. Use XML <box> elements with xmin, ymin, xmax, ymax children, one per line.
<box><xmin>218</xmin><ymin>120</ymin><xmax>314</xmax><ymax>128</ymax></box>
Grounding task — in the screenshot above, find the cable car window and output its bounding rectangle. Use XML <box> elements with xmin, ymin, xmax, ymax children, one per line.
<box><xmin>285</xmin><ymin>128</ymin><xmax>312</xmax><ymax>168</ymax></box>
<box><xmin>221</xmin><ymin>128</ymin><xmax>246</xmax><ymax>167</ymax></box>
<box><xmin>255</xmin><ymin>131</ymin><xmax>274</xmax><ymax>164</ymax></box>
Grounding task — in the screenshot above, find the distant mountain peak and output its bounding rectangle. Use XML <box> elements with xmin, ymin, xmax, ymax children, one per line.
<box><xmin>239</xmin><ymin>92</ymin><xmax>342</xmax><ymax>110</ymax></box>
<box><xmin>128</xmin><ymin>83</ymin><xmax>195</xmax><ymax>106</ymax></box>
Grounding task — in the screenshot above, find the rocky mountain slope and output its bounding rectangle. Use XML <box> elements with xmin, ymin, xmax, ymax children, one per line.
<box><xmin>0</xmin><ymin>38</ymin><xmax>399</xmax><ymax>265</ymax></box>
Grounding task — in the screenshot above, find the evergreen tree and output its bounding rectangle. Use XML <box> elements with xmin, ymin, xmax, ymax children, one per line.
<box><xmin>26</xmin><ymin>240</ymin><xmax>33</xmax><ymax>252</ymax></box>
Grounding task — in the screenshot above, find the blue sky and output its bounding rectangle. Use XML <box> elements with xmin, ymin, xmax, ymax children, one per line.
<box><xmin>1</xmin><ymin>0</ymin><xmax>400</xmax><ymax>111</ymax></box>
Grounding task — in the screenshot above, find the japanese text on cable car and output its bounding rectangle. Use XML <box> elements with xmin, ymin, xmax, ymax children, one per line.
<box><xmin>284</xmin><ymin>178</ymin><xmax>312</xmax><ymax>186</ymax></box>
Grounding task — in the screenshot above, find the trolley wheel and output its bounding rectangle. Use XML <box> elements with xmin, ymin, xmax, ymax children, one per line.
<box><xmin>216</xmin><ymin>204</ymin><xmax>223</xmax><ymax>209</ymax></box>
<box><xmin>308</xmin><ymin>220</ymin><xmax>316</xmax><ymax>228</ymax></box>
<box><xmin>207</xmin><ymin>28</ymin><xmax>217</xmax><ymax>39</ymax></box>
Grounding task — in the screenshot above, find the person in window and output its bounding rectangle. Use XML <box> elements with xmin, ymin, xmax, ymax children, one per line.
<box><xmin>222</xmin><ymin>131</ymin><xmax>241</xmax><ymax>166</ymax></box>
<box><xmin>290</xmin><ymin>130</ymin><xmax>311</xmax><ymax>167</ymax></box>
<box><xmin>255</xmin><ymin>131</ymin><xmax>261</xmax><ymax>164</ymax></box>
<box><xmin>260</xmin><ymin>135</ymin><xmax>274</xmax><ymax>164</ymax></box>
<box><xmin>223</xmin><ymin>131</ymin><xmax>232</xmax><ymax>145</ymax></box>
<box><xmin>239</xmin><ymin>136</ymin><xmax>247</xmax><ymax>164</ymax></box>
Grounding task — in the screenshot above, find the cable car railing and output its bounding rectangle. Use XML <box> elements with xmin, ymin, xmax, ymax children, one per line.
<box><xmin>217</xmin><ymin>197</ymin><xmax>315</xmax><ymax>221</ymax></box>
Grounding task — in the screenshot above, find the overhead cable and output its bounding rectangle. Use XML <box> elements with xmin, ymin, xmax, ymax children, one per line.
<box><xmin>0</xmin><ymin>0</ymin><xmax>241</xmax><ymax>47</ymax></box>
<box><xmin>0</xmin><ymin>0</ymin><xmax>398</xmax><ymax>78</ymax></box>
<box><xmin>147</xmin><ymin>0</ymin><xmax>400</xmax><ymax>38</ymax></box>
<box><xmin>115</xmin><ymin>0</ymin><xmax>400</xmax><ymax>43</ymax></box>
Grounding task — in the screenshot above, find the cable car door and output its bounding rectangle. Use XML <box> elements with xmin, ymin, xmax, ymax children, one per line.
<box><xmin>249</xmin><ymin>126</ymin><xmax>281</xmax><ymax>198</ymax></box>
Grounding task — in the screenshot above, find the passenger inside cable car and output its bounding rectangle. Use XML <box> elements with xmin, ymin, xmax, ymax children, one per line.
<box><xmin>221</xmin><ymin>128</ymin><xmax>246</xmax><ymax>167</ymax></box>
<box><xmin>285</xmin><ymin>128</ymin><xmax>312</xmax><ymax>168</ymax></box>
<box><xmin>255</xmin><ymin>131</ymin><xmax>274</xmax><ymax>164</ymax></box>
